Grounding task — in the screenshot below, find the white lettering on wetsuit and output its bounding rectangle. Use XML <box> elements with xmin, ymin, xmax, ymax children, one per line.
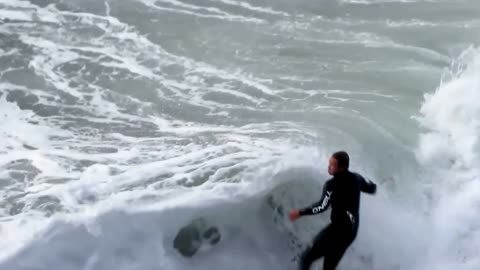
<box><xmin>312</xmin><ymin>190</ymin><xmax>332</xmax><ymax>213</ymax></box>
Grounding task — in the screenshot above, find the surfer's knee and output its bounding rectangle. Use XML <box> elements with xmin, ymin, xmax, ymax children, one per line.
<box><xmin>298</xmin><ymin>247</ymin><xmax>315</xmax><ymax>270</ymax></box>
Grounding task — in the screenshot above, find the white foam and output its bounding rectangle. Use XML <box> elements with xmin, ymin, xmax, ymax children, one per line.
<box><xmin>0</xmin><ymin>214</ymin><xmax>48</xmax><ymax>262</ymax></box>
<box><xmin>13</xmin><ymin>1</ymin><xmax>276</xmax><ymax>113</ymax></box>
<box><xmin>156</xmin><ymin>0</ymin><xmax>236</xmax><ymax>14</ymax></box>
<box><xmin>207</xmin><ymin>0</ymin><xmax>290</xmax><ymax>16</ymax></box>
<box><xmin>416</xmin><ymin>47</ymin><xmax>480</xmax><ymax>170</ymax></box>
<box><xmin>413</xmin><ymin>46</ymin><xmax>480</xmax><ymax>269</ymax></box>
<box><xmin>0</xmin><ymin>0</ymin><xmax>62</xmax><ymax>24</ymax></box>
<box><xmin>0</xmin><ymin>95</ymin><xmax>68</xmax><ymax>166</ymax></box>
<box><xmin>0</xmin><ymin>96</ymin><xmax>72</xmax><ymax>260</ymax></box>
<box><xmin>20</xmin><ymin>35</ymin><xmax>84</xmax><ymax>99</ymax></box>
<box><xmin>0</xmin><ymin>9</ymin><xmax>32</xmax><ymax>21</ymax></box>
<box><xmin>138</xmin><ymin>0</ymin><xmax>264</xmax><ymax>24</ymax></box>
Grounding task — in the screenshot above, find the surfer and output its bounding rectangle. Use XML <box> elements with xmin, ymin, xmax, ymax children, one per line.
<box><xmin>289</xmin><ymin>151</ymin><xmax>377</xmax><ymax>270</ymax></box>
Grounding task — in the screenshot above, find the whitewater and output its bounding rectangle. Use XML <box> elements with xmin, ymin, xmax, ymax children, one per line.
<box><xmin>0</xmin><ymin>0</ymin><xmax>479</xmax><ymax>269</ymax></box>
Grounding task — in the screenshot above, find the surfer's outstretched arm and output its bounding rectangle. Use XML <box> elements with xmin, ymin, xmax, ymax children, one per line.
<box><xmin>356</xmin><ymin>173</ymin><xmax>376</xmax><ymax>194</ymax></box>
<box><xmin>299</xmin><ymin>180</ymin><xmax>333</xmax><ymax>216</ymax></box>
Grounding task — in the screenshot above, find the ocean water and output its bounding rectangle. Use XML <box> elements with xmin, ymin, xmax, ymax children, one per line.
<box><xmin>0</xmin><ymin>0</ymin><xmax>479</xmax><ymax>269</ymax></box>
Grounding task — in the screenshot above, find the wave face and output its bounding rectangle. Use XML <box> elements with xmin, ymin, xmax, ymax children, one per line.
<box><xmin>0</xmin><ymin>0</ymin><xmax>479</xmax><ymax>269</ymax></box>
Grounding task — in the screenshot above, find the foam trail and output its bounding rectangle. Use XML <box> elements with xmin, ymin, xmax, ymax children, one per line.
<box><xmin>208</xmin><ymin>0</ymin><xmax>290</xmax><ymax>16</ymax></box>
<box><xmin>138</xmin><ymin>0</ymin><xmax>265</xmax><ymax>23</ymax></box>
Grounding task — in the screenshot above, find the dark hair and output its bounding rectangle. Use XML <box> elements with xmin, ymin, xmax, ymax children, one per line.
<box><xmin>332</xmin><ymin>151</ymin><xmax>349</xmax><ymax>170</ymax></box>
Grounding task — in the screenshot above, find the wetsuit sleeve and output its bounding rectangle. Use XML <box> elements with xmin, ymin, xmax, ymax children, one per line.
<box><xmin>299</xmin><ymin>180</ymin><xmax>333</xmax><ymax>216</ymax></box>
<box><xmin>358</xmin><ymin>174</ymin><xmax>377</xmax><ymax>194</ymax></box>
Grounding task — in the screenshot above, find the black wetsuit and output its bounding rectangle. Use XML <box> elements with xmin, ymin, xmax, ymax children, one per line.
<box><xmin>298</xmin><ymin>170</ymin><xmax>376</xmax><ymax>270</ymax></box>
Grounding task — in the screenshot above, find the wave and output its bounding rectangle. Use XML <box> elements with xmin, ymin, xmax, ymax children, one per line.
<box><xmin>413</xmin><ymin>46</ymin><xmax>480</xmax><ymax>270</ymax></box>
<box><xmin>3</xmin><ymin>45</ymin><xmax>480</xmax><ymax>269</ymax></box>
<box><xmin>0</xmin><ymin>164</ymin><xmax>323</xmax><ymax>270</ymax></box>
<box><xmin>0</xmin><ymin>156</ymin><xmax>435</xmax><ymax>270</ymax></box>
<box><xmin>1</xmin><ymin>1</ymin><xmax>479</xmax><ymax>270</ymax></box>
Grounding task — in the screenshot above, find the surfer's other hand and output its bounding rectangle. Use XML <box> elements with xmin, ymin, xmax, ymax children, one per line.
<box><xmin>289</xmin><ymin>209</ymin><xmax>300</xmax><ymax>221</ymax></box>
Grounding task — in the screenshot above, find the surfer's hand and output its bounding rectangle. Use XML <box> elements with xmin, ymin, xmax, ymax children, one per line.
<box><xmin>289</xmin><ymin>209</ymin><xmax>300</xmax><ymax>221</ymax></box>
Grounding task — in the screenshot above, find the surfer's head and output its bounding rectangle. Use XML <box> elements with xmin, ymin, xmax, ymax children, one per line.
<box><xmin>328</xmin><ymin>151</ymin><xmax>349</xmax><ymax>175</ymax></box>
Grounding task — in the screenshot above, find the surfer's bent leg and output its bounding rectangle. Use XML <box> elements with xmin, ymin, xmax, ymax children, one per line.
<box><xmin>323</xmin><ymin>239</ymin><xmax>350</xmax><ymax>270</ymax></box>
<box><xmin>298</xmin><ymin>224</ymin><xmax>333</xmax><ymax>270</ymax></box>
<box><xmin>323</xmin><ymin>223</ymin><xmax>357</xmax><ymax>270</ymax></box>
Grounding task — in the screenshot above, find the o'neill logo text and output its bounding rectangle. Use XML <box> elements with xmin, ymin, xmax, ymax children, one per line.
<box><xmin>312</xmin><ymin>191</ymin><xmax>332</xmax><ymax>213</ymax></box>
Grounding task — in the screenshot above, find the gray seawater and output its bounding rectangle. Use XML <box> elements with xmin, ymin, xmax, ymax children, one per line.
<box><xmin>1</xmin><ymin>0</ymin><xmax>479</xmax><ymax>269</ymax></box>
